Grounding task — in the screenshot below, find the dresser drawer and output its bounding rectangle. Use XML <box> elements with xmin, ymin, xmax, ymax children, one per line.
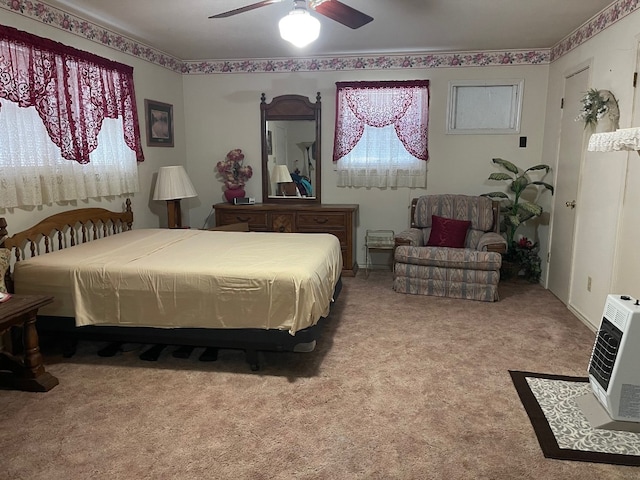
<box><xmin>297</xmin><ymin>212</ymin><xmax>347</xmax><ymax>230</ymax></box>
<box><xmin>293</xmin><ymin>229</ymin><xmax>347</xmax><ymax>245</ymax></box>
<box><xmin>214</xmin><ymin>203</ymin><xmax>358</xmax><ymax>276</ymax></box>
<box><xmin>217</xmin><ymin>210</ymin><xmax>268</xmax><ymax>230</ymax></box>
<box><xmin>270</xmin><ymin>213</ymin><xmax>295</xmax><ymax>233</ymax></box>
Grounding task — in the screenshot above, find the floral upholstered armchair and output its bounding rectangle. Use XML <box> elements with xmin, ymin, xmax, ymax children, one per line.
<box><xmin>393</xmin><ymin>194</ymin><xmax>507</xmax><ymax>302</ymax></box>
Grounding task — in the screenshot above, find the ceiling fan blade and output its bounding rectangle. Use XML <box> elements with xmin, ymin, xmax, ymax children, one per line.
<box><xmin>208</xmin><ymin>0</ymin><xmax>284</xmax><ymax>19</ymax></box>
<box><xmin>313</xmin><ymin>0</ymin><xmax>373</xmax><ymax>29</ymax></box>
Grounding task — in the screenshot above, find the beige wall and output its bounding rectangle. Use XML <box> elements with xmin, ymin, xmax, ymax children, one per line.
<box><xmin>542</xmin><ymin>10</ymin><xmax>640</xmax><ymax>328</ymax></box>
<box><xmin>183</xmin><ymin>66</ymin><xmax>550</xmax><ymax>265</ymax></box>
<box><xmin>0</xmin><ymin>12</ymin><xmax>186</xmax><ymax>234</ymax></box>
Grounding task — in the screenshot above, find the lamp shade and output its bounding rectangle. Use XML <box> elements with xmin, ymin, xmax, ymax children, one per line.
<box><xmin>271</xmin><ymin>164</ymin><xmax>293</xmax><ymax>183</ymax></box>
<box><xmin>279</xmin><ymin>6</ymin><xmax>321</xmax><ymax>48</ymax></box>
<box><xmin>153</xmin><ymin>166</ymin><xmax>197</xmax><ymax>201</ymax></box>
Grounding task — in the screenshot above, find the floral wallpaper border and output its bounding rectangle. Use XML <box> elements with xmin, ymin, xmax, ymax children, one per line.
<box><xmin>550</xmin><ymin>0</ymin><xmax>640</xmax><ymax>61</ymax></box>
<box><xmin>1</xmin><ymin>0</ymin><xmax>638</xmax><ymax>74</ymax></box>
<box><xmin>2</xmin><ymin>0</ymin><xmax>184</xmax><ymax>72</ymax></box>
<box><xmin>183</xmin><ymin>51</ymin><xmax>550</xmax><ymax>74</ymax></box>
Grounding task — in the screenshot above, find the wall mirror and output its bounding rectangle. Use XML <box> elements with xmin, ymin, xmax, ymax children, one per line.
<box><xmin>261</xmin><ymin>93</ymin><xmax>321</xmax><ymax>204</ymax></box>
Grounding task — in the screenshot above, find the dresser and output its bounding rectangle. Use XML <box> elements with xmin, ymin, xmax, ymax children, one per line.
<box><xmin>214</xmin><ymin>203</ymin><xmax>359</xmax><ymax>276</ymax></box>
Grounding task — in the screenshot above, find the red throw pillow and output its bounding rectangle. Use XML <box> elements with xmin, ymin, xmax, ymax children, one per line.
<box><xmin>426</xmin><ymin>215</ymin><xmax>471</xmax><ymax>248</ymax></box>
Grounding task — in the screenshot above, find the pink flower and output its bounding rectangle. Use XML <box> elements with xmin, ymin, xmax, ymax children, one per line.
<box><xmin>517</xmin><ymin>237</ymin><xmax>534</xmax><ymax>249</ymax></box>
<box><xmin>216</xmin><ymin>149</ymin><xmax>252</xmax><ymax>188</ymax></box>
<box><xmin>226</xmin><ymin>149</ymin><xmax>244</xmax><ymax>163</ymax></box>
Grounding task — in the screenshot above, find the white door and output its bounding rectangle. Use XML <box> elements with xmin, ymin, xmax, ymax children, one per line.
<box><xmin>547</xmin><ymin>67</ymin><xmax>589</xmax><ymax>304</ymax></box>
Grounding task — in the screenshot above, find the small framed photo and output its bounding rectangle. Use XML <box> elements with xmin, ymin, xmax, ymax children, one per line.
<box><xmin>145</xmin><ymin>99</ymin><xmax>174</xmax><ymax>147</ymax></box>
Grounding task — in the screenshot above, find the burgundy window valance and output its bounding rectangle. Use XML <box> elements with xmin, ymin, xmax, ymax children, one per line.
<box><xmin>333</xmin><ymin>80</ymin><xmax>430</xmax><ymax>162</ymax></box>
<box><xmin>0</xmin><ymin>25</ymin><xmax>144</xmax><ymax>163</ymax></box>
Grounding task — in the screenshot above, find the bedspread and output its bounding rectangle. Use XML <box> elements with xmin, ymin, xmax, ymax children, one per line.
<box><xmin>13</xmin><ymin>229</ymin><xmax>343</xmax><ymax>334</ymax></box>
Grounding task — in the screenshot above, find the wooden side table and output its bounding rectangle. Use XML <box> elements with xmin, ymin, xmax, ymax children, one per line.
<box><xmin>0</xmin><ymin>295</ymin><xmax>59</xmax><ymax>392</ymax></box>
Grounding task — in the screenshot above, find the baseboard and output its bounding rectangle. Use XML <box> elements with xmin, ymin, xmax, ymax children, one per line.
<box><xmin>568</xmin><ymin>305</ymin><xmax>597</xmax><ymax>333</ymax></box>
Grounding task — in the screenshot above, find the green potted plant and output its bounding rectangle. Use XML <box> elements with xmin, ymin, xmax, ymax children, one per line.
<box><xmin>509</xmin><ymin>236</ymin><xmax>542</xmax><ymax>283</ymax></box>
<box><xmin>481</xmin><ymin>158</ymin><xmax>554</xmax><ymax>282</ymax></box>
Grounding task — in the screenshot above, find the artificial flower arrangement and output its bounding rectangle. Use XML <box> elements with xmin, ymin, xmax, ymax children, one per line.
<box><xmin>216</xmin><ymin>148</ymin><xmax>253</xmax><ymax>190</ymax></box>
<box><xmin>575</xmin><ymin>88</ymin><xmax>612</xmax><ymax>128</ymax></box>
<box><xmin>502</xmin><ymin>236</ymin><xmax>542</xmax><ymax>283</ymax></box>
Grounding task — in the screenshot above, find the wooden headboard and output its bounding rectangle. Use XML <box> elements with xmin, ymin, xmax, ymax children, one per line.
<box><xmin>0</xmin><ymin>199</ymin><xmax>133</xmax><ymax>292</ymax></box>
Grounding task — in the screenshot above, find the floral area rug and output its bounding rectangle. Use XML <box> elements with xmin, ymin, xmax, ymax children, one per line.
<box><xmin>509</xmin><ymin>371</ymin><xmax>640</xmax><ymax>466</ymax></box>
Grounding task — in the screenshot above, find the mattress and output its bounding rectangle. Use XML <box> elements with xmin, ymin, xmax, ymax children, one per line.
<box><xmin>13</xmin><ymin>229</ymin><xmax>343</xmax><ymax>334</ymax></box>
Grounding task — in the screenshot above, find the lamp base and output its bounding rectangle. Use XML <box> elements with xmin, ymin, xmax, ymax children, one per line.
<box><xmin>166</xmin><ymin>199</ymin><xmax>182</xmax><ymax>228</ymax></box>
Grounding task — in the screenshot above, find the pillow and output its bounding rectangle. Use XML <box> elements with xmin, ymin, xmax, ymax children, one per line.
<box><xmin>426</xmin><ymin>215</ymin><xmax>471</xmax><ymax>248</ymax></box>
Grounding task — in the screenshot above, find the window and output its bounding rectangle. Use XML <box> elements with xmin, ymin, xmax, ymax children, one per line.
<box><xmin>0</xmin><ymin>25</ymin><xmax>144</xmax><ymax>209</ymax></box>
<box><xmin>0</xmin><ymin>101</ymin><xmax>139</xmax><ymax>208</ymax></box>
<box><xmin>446</xmin><ymin>80</ymin><xmax>523</xmax><ymax>134</ymax></box>
<box><xmin>332</xmin><ymin>80</ymin><xmax>429</xmax><ymax>188</ymax></box>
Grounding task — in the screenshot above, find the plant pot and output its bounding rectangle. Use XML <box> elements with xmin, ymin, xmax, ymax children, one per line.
<box><xmin>500</xmin><ymin>260</ymin><xmax>522</xmax><ymax>280</ymax></box>
<box><xmin>224</xmin><ymin>187</ymin><xmax>245</xmax><ymax>203</ymax></box>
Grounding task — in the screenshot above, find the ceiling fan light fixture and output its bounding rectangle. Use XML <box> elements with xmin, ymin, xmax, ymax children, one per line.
<box><xmin>279</xmin><ymin>5</ymin><xmax>321</xmax><ymax>48</ymax></box>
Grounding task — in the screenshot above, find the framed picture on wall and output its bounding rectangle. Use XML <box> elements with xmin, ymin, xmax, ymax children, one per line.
<box><xmin>145</xmin><ymin>99</ymin><xmax>174</xmax><ymax>147</ymax></box>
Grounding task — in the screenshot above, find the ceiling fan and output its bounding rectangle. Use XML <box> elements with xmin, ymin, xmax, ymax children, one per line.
<box><xmin>209</xmin><ymin>0</ymin><xmax>373</xmax><ymax>30</ymax></box>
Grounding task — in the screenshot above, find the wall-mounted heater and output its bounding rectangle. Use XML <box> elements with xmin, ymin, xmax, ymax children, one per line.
<box><xmin>576</xmin><ymin>294</ymin><xmax>640</xmax><ymax>432</ymax></box>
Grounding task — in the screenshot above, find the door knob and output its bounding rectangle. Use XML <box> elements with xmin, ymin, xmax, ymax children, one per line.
<box><xmin>565</xmin><ymin>200</ymin><xmax>576</xmax><ymax>209</ymax></box>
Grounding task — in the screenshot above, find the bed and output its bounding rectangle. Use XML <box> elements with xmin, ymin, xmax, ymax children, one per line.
<box><xmin>0</xmin><ymin>200</ymin><xmax>343</xmax><ymax>370</ymax></box>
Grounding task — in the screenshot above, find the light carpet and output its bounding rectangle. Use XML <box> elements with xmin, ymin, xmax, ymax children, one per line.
<box><xmin>2</xmin><ymin>273</ymin><xmax>639</xmax><ymax>479</ymax></box>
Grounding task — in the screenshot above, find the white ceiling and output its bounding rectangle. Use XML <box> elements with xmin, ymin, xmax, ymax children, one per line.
<box><xmin>43</xmin><ymin>0</ymin><xmax>615</xmax><ymax>60</ymax></box>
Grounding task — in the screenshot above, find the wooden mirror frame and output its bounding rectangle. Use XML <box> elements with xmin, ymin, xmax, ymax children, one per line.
<box><xmin>261</xmin><ymin>93</ymin><xmax>321</xmax><ymax>204</ymax></box>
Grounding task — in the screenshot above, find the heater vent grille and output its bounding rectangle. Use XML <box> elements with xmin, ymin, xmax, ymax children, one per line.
<box><xmin>588</xmin><ymin>318</ymin><xmax>622</xmax><ymax>391</ymax></box>
<box><xmin>605</xmin><ymin>301</ymin><xmax>629</xmax><ymax>330</ymax></box>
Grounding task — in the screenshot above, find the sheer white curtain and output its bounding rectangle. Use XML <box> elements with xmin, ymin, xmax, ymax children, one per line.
<box><xmin>336</xmin><ymin>123</ymin><xmax>427</xmax><ymax>187</ymax></box>
<box><xmin>0</xmin><ymin>101</ymin><xmax>139</xmax><ymax>208</ymax></box>
<box><xmin>333</xmin><ymin>81</ymin><xmax>429</xmax><ymax>188</ymax></box>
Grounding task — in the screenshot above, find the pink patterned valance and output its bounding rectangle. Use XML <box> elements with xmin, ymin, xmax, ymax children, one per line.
<box><xmin>333</xmin><ymin>80</ymin><xmax>430</xmax><ymax>162</ymax></box>
<box><xmin>0</xmin><ymin>25</ymin><xmax>144</xmax><ymax>164</ymax></box>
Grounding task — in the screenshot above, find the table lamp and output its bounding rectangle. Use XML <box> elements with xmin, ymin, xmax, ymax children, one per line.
<box><xmin>153</xmin><ymin>165</ymin><xmax>197</xmax><ymax>228</ymax></box>
<box><xmin>271</xmin><ymin>164</ymin><xmax>294</xmax><ymax>196</ymax></box>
